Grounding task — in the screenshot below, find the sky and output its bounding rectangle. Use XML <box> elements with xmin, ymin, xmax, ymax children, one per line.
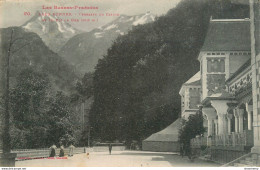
<box><xmin>0</xmin><ymin>0</ymin><xmax>182</xmax><ymax>31</ymax></box>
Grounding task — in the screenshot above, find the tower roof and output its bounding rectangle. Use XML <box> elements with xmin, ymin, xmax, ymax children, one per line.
<box><xmin>201</xmin><ymin>19</ymin><xmax>251</xmax><ymax>51</ymax></box>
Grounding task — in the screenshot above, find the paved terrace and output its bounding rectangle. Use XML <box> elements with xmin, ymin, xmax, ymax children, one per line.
<box><xmin>16</xmin><ymin>151</ymin><xmax>220</xmax><ymax>167</ymax></box>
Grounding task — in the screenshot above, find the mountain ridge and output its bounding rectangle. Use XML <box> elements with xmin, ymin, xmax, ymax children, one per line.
<box><xmin>58</xmin><ymin>12</ymin><xmax>156</xmax><ymax>73</ymax></box>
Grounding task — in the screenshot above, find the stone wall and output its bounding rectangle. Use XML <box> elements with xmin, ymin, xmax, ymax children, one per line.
<box><xmin>191</xmin><ymin>146</ymin><xmax>251</xmax><ymax>164</ymax></box>
<box><xmin>210</xmin><ymin>147</ymin><xmax>250</xmax><ymax>164</ymax></box>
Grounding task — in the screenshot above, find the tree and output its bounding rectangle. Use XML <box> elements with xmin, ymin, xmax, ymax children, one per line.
<box><xmin>75</xmin><ymin>73</ymin><xmax>94</xmax><ymax>99</ymax></box>
<box><xmin>9</xmin><ymin>68</ymin><xmax>80</xmax><ymax>148</ymax></box>
<box><xmin>10</xmin><ymin>68</ymin><xmax>50</xmax><ymax>128</ymax></box>
<box><xmin>46</xmin><ymin>91</ymin><xmax>75</xmax><ymax>147</ymax></box>
<box><xmin>178</xmin><ymin>110</ymin><xmax>206</xmax><ymax>156</ymax></box>
<box><xmin>9</xmin><ymin>68</ymin><xmax>51</xmax><ymax>148</ymax></box>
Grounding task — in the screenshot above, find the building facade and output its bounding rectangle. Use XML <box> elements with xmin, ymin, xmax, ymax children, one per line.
<box><xmin>180</xmin><ymin>1</ymin><xmax>260</xmax><ymax>164</ymax></box>
<box><xmin>179</xmin><ymin>72</ymin><xmax>201</xmax><ymax>120</ymax></box>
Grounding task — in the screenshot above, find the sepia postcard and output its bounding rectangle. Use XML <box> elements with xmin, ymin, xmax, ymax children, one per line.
<box><xmin>0</xmin><ymin>0</ymin><xmax>260</xmax><ymax>168</ymax></box>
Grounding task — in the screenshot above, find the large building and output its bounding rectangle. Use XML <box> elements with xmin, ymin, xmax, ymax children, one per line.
<box><xmin>181</xmin><ymin>0</ymin><xmax>260</xmax><ymax>166</ymax></box>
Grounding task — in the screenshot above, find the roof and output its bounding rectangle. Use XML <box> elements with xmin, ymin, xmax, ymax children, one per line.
<box><xmin>184</xmin><ymin>71</ymin><xmax>201</xmax><ymax>85</ymax></box>
<box><xmin>231</xmin><ymin>0</ymin><xmax>249</xmax><ymax>5</ymax></box>
<box><xmin>143</xmin><ymin>118</ymin><xmax>181</xmax><ymax>142</ymax></box>
<box><xmin>209</xmin><ymin>90</ymin><xmax>234</xmax><ymax>99</ymax></box>
<box><xmin>226</xmin><ymin>59</ymin><xmax>251</xmax><ymax>83</ymax></box>
<box><xmin>179</xmin><ymin>72</ymin><xmax>201</xmax><ymax>95</ymax></box>
<box><xmin>201</xmin><ymin>19</ymin><xmax>251</xmax><ymax>51</ymax></box>
<box><xmin>201</xmin><ymin>89</ymin><xmax>235</xmax><ymax>105</ymax></box>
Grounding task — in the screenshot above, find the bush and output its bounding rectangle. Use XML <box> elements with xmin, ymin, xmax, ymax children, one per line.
<box><xmin>178</xmin><ymin>110</ymin><xmax>206</xmax><ymax>155</ymax></box>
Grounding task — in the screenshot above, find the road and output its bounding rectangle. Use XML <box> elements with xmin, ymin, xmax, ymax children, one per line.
<box><xmin>16</xmin><ymin>150</ymin><xmax>220</xmax><ymax>167</ymax></box>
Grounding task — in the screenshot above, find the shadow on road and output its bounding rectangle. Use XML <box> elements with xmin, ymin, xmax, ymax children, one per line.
<box><xmin>119</xmin><ymin>151</ymin><xmax>177</xmax><ymax>156</ymax></box>
<box><xmin>118</xmin><ymin>151</ymin><xmax>220</xmax><ymax>167</ymax></box>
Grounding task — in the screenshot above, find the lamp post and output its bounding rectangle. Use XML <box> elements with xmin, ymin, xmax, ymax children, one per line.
<box><xmin>88</xmin><ymin>126</ymin><xmax>93</xmax><ymax>147</ymax></box>
<box><xmin>88</xmin><ymin>127</ymin><xmax>90</xmax><ymax>147</ymax></box>
<box><xmin>3</xmin><ymin>29</ymin><xmax>13</xmax><ymax>154</ymax></box>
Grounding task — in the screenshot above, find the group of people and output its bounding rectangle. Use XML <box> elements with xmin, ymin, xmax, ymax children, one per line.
<box><xmin>49</xmin><ymin>144</ymin><xmax>75</xmax><ymax>157</ymax></box>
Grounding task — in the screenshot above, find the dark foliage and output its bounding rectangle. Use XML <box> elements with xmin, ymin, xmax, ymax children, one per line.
<box><xmin>9</xmin><ymin>68</ymin><xmax>78</xmax><ymax>148</ymax></box>
<box><xmin>178</xmin><ymin>110</ymin><xmax>206</xmax><ymax>155</ymax></box>
<box><xmin>179</xmin><ymin>111</ymin><xmax>206</xmax><ymax>145</ymax></box>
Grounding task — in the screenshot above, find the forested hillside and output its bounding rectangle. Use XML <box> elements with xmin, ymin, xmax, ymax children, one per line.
<box><xmin>89</xmin><ymin>0</ymin><xmax>249</xmax><ymax>146</ymax></box>
<box><xmin>0</xmin><ymin>27</ymin><xmax>82</xmax><ymax>148</ymax></box>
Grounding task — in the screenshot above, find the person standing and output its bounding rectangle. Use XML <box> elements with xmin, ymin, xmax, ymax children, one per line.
<box><xmin>69</xmin><ymin>143</ymin><xmax>75</xmax><ymax>157</ymax></box>
<box><xmin>108</xmin><ymin>143</ymin><xmax>112</xmax><ymax>155</ymax></box>
<box><xmin>49</xmin><ymin>144</ymin><xmax>57</xmax><ymax>157</ymax></box>
<box><xmin>180</xmin><ymin>143</ymin><xmax>184</xmax><ymax>158</ymax></box>
<box><xmin>59</xmin><ymin>145</ymin><xmax>65</xmax><ymax>157</ymax></box>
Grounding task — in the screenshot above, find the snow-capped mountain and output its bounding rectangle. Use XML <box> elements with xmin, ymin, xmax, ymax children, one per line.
<box><xmin>95</xmin><ymin>12</ymin><xmax>155</xmax><ymax>38</ymax></box>
<box><xmin>22</xmin><ymin>11</ymin><xmax>81</xmax><ymax>52</ymax></box>
<box><xmin>59</xmin><ymin>12</ymin><xmax>156</xmax><ymax>73</ymax></box>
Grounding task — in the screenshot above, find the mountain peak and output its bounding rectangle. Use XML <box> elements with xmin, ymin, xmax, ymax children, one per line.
<box><xmin>100</xmin><ymin>12</ymin><xmax>156</xmax><ymax>30</ymax></box>
<box><xmin>21</xmin><ymin>10</ymin><xmax>81</xmax><ymax>52</ymax></box>
<box><xmin>132</xmin><ymin>12</ymin><xmax>155</xmax><ymax>26</ymax></box>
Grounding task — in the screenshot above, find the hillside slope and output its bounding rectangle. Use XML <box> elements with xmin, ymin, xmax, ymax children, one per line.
<box><xmin>59</xmin><ymin>12</ymin><xmax>156</xmax><ymax>73</ymax></box>
<box><xmin>0</xmin><ymin>27</ymin><xmax>79</xmax><ymax>92</ymax></box>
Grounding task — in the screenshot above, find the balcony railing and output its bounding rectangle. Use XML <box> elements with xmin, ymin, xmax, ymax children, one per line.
<box><xmin>191</xmin><ymin>136</ymin><xmax>207</xmax><ymax>148</ymax></box>
<box><xmin>191</xmin><ymin>130</ymin><xmax>253</xmax><ymax>148</ymax></box>
<box><xmin>11</xmin><ymin>147</ymin><xmax>87</xmax><ymax>160</ymax></box>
